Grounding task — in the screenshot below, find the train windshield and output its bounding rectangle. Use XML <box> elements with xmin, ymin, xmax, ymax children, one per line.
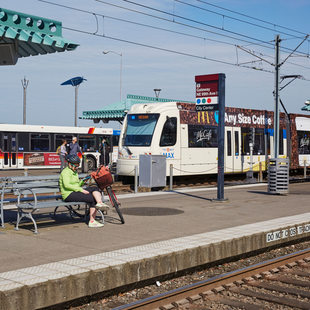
<box><xmin>124</xmin><ymin>114</ymin><xmax>159</xmax><ymax>146</ymax></box>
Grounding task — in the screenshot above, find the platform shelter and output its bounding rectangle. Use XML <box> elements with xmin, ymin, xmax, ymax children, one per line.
<box><xmin>80</xmin><ymin>94</ymin><xmax>195</xmax><ymax>124</ymax></box>
<box><xmin>0</xmin><ymin>7</ymin><xmax>78</xmax><ymax>65</ymax></box>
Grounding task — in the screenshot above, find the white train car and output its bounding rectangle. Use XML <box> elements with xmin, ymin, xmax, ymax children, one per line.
<box><xmin>117</xmin><ymin>101</ymin><xmax>290</xmax><ymax>177</ymax></box>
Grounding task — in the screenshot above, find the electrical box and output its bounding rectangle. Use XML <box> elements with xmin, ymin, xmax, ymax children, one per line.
<box><xmin>139</xmin><ymin>155</ymin><xmax>166</xmax><ymax>188</ymax></box>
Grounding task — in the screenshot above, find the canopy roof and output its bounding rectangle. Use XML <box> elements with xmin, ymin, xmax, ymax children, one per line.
<box><xmin>0</xmin><ymin>7</ymin><xmax>78</xmax><ymax>64</ymax></box>
<box><xmin>81</xmin><ymin>94</ymin><xmax>195</xmax><ymax>123</ymax></box>
<box><xmin>301</xmin><ymin>105</ymin><xmax>310</xmax><ymax>111</ymax></box>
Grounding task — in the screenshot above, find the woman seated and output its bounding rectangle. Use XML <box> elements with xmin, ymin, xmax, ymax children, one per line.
<box><xmin>59</xmin><ymin>154</ymin><xmax>109</xmax><ymax>228</ymax></box>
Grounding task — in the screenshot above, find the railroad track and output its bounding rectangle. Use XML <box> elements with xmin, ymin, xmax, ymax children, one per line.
<box><xmin>115</xmin><ymin>248</ymin><xmax>310</xmax><ymax>310</ymax></box>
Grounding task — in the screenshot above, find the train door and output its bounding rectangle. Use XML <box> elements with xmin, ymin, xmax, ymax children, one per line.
<box><xmin>2</xmin><ymin>133</ymin><xmax>18</xmax><ymax>168</ymax></box>
<box><xmin>225</xmin><ymin>127</ymin><xmax>241</xmax><ymax>173</ymax></box>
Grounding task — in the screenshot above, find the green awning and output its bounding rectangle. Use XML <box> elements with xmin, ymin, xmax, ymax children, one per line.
<box><xmin>81</xmin><ymin>94</ymin><xmax>195</xmax><ymax>123</ymax></box>
<box><xmin>0</xmin><ymin>8</ymin><xmax>78</xmax><ymax>64</ymax></box>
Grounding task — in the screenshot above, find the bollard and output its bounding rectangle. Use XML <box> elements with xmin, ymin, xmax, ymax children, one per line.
<box><xmin>169</xmin><ymin>164</ymin><xmax>173</xmax><ymax>191</ymax></box>
<box><xmin>304</xmin><ymin>160</ymin><xmax>307</xmax><ymax>179</ymax></box>
<box><xmin>259</xmin><ymin>162</ymin><xmax>263</xmax><ymax>182</ymax></box>
<box><xmin>24</xmin><ymin>168</ymin><xmax>28</xmax><ymax>176</ymax></box>
<box><xmin>82</xmin><ymin>155</ymin><xmax>88</xmax><ymax>173</ymax></box>
<box><xmin>134</xmin><ymin>165</ymin><xmax>138</xmax><ymax>193</ymax></box>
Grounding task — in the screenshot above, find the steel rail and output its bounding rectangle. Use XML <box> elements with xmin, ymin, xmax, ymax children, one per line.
<box><xmin>114</xmin><ymin>248</ymin><xmax>310</xmax><ymax>310</ymax></box>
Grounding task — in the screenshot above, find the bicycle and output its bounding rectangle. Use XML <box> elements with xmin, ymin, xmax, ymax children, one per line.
<box><xmin>105</xmin><ymin>185</ymin><xmax>125</xmax><ymax>224</ymax></box>
<box><xmin>89</xmin><ymin>165</ymin><xmax>125</xmax><ymax>224</ymax></box>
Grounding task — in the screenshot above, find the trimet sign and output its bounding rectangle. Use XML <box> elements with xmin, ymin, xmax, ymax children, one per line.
<box><xmin>195</xmin><ymin>74</ymin><xmax>219</xmax><ymax>111</ymax></box>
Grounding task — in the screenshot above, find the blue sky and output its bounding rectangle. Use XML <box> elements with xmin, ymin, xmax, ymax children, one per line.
<box><xmin>2</xmin><ymin>0</ymin><xmax>310</xmax><ymax>129</ymax></box>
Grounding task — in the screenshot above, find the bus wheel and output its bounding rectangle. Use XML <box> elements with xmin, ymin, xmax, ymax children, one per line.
<box><xmin>86</xmin><ymin>157</ymin><xmax>96</xmax><ymax>171</ymax></box>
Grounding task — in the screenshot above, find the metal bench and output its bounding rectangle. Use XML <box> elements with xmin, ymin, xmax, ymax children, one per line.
<box><xmin>0</xmin><ymin>174</ymin><xmax>104</xmax><ymax>233</ymax></box>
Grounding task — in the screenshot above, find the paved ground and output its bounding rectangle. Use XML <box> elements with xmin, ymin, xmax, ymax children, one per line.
<box><xmin>1</xmin><ymin>182</ymin><xmax>309</xmax><ymax>273</ymax></box>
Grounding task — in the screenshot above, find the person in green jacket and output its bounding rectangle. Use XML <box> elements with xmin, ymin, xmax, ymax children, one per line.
<box><xmin>59</xmin><ymin>154</ymin><xmax>109</xmax><ymax>228</ymax></box>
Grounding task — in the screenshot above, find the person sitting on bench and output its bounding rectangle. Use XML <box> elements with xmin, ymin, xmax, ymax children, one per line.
<box><xmin>59</xmin><ymin>154</ymin><xmax>109</xmax><ymax>228</ymax></box>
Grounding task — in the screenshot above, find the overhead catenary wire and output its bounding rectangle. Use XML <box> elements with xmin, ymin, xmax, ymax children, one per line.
<box><xmin>116</xmin><ymin>0</ymin><xmax>310</xmax><ymax>57</ymax></box>
<box><xmin>175</xmin><ymin>0</ymin><xmax>306</xmax><ymax>40</ymax></box>
<box><xmin>62</xmin><ymin>24</ymin><xmax>275</xmax><ymax>73</ymax></box>
<box><xmin>37</xmin><ymin>0</ymin><xmax>310</xmax><ymax>75</ymax></box>
<box><xmin>38</xmin><ymin>0</ymin><xmax>310</xmax><ymax>60</ymax></box>
<box><xmin>194</xmin><ymin>0</ymin><xmax>309</xmax><ymax>37</ymax></box>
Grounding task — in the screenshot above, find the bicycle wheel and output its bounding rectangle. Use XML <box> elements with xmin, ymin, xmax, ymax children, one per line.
<box><xmin>106</xmin><ymin>186</ymin><xmax>125</xmax><ymax>224</ymax></box>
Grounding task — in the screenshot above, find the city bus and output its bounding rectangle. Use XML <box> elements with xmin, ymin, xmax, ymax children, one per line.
<box><xmin>0</xmin><ymin>124</ymin><xmax>114</xmax><ymax>170</ymax></box>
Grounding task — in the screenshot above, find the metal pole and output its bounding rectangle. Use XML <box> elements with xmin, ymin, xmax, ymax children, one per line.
<box><xmin>169</xmin><ymin>164</ymin><xmax>173</xmax><ymax>191</ymax></box>
<box><xmin>259</xmin><ymin>161</ymin><xmax>263</xmax><ymax>182</ymax></box>
<box><xmin>274</xmin><ymin>35</ymin><xmax>280</xmax><ymax>158</ymax></box>
<box><xmin>217</xmin><ymin>73</ymin><xmax>226</xmax><ymax>200</ymax></box>
<box><xmin>21</xmin><ymin>77</ymin><xmax>29</xmax><ymax>125</ymax></box>
<box><xmin>120</xmin><ymin>53</ymin><xmax>122</xmax><ymax>102</ymax></box>
<box><xmin>74</xmin><ymin>85</ymin><xmax>79</xmax><ymax>127</ymax></box>
<box><xmin>134</xmin><ymin>165</ymin><xmax>138</xmax><ymax>193</ymax></box>
<box><xmin>304</xmin><ymin>160</ymin><xmax>307</xmax><ymax>179</ymax></box>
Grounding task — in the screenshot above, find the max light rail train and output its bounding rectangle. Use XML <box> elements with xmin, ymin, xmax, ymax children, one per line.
<box><xmin>116</xmin><ymin>101</ymin><xmax>310</xmax><ymax>177</ymax></box>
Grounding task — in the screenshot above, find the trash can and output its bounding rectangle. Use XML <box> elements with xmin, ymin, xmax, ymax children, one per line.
<box><xmin>139</xmin><ymin>155</ymin><xmax>166</xmax><ymax>188</ymax></box>
<box><xmin>268</xmin><ymin>158</ymin><xmax>289</xmax><ymax>194</ymax></box>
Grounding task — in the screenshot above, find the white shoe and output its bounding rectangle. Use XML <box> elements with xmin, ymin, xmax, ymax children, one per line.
<box><xmin>95</xmin><ymin>202</ymin><xmax>110</xmax><ymax>211</ymax></box>
<box><xmin>88</xmin><ymin>220</ymin><xmax>104</xmax><ymax>228</ymax></box>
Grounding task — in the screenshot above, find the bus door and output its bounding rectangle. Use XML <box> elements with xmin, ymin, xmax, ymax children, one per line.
<box><xmin>225</xmin><ymin>127</ymin><xmax>241</xmax><ymax>173</ymax></box>
<box><xmin>3</xmin><ymin>133</ymin><xmax>18</xmax><ymax>168</ymax></box>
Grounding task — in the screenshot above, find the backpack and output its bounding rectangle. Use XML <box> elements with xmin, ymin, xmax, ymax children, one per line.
<box><xmin>91</xmin><ymin>165</ymin><xmax>113</xmax><ymax>190</ymax></box>
<box><xmin>56</xmin><ymin>145</ymin><xmax>61</xmax><ymax>154</ymax></box>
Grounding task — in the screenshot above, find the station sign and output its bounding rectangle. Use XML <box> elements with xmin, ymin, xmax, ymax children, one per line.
<box><xmin>195</xmin><ymin>74</ymin><xmax>219</xmax><ymax>111</ymax></box>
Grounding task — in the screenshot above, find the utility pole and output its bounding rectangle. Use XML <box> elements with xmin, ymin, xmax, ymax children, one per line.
<box><xmin>21</xmin><ymin>77</ymin><xmax>29</xmax><ymax>125</ymax></box>
<box><xmin>74</xmin><ymin>84</ymin><xmax>79</xmax><ymax>127</ymax></box>
<box><xmin>273</xmin><ymin>35</ymin><xmax>281</xmax><ymax>158</ymax></box>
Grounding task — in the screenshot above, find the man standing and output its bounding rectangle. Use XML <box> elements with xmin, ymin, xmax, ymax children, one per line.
<box><xmin>69</xmin><ymin>137</ymin><xmax>82</xmax><ymax>156</ymax></box>
<box><xmin>59</xmin><ymin>139</ymin><xmax>68</xmax><ymax>172</ymax></box>
<box><xmin>99</xmin><ymin>138</ymin><xmax>110</xmax><ymax>166</ymax></box>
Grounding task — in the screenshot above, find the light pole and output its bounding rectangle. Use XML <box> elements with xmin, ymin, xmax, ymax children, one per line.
<box><xmin>21</xmin><ymin>77</ymin><xmax>29</xmax><ymax>124</ymax></box>
<box><xmin>103</xmin><ymin>50</ymin><xmax>122</xmax><ymax>102</ymax></box>
<box><xmin>61</xmin><ymin>76</ymin><xmax>87</xmax><ymax>127</ymax></box>
<box><xmin>154</xmin><ymin>88</ymin><xmax>161</xmax><ymax>100</ymax></box>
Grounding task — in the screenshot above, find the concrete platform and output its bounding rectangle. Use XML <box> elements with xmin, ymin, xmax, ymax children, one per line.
<box><xmin>1</xmin><ymin>182</ymin><xmax>310</xmax><ymax>309</ymax></box>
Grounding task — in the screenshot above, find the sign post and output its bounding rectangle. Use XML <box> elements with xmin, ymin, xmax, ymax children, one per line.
<box><xmin>195</xmin><ymin>73</ymin><xmax>226</xmax><ymax>200</ymax></box>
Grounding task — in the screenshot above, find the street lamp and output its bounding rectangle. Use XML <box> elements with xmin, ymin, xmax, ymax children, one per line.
<box><xmin>103</xmin><ymin>50</ymin><xmax>122</xmax><ymax>102</ymax></box>
<box><xmin>153</xmin><ymin>88</ymin><xmax>161</xmax><ymax>100</ymax></box>
<box><xmin>61</xmin><ymin>76</ymin><xmax>87</xmax><ymax>127</ymax></box>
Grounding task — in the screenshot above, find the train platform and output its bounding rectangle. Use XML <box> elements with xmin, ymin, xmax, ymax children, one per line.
<box><xmin>1</xmin><ymin>182</ymin><xmax>310</xmax><ymax>309</ymax></box>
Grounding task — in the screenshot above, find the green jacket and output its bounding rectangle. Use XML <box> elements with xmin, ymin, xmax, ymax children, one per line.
<box><xmin>59</xmin><ymin>167</ymin><xmax>84</xmax><ymax>200</ymax></box>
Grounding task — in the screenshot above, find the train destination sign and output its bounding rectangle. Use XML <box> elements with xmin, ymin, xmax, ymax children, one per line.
<box><xmin>195</xmin><ymin>74</ymin><xmax>219</xmax><ymax>111</ymax></box>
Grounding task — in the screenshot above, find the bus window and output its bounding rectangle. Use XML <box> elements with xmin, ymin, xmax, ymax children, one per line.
<box><xmin>79</xmin><ymin>135</ymin><xmax>96</xmax><ymax>152</ymax></box>
<box><xmin>55</xmin><ymin>135</ymin><xmax>73</xmax><ymax>151</ymax></box>
<box><xmin>188</xmin><ymin>125</ymin><xmax>217</xmax><ymax>148</ymax></box>
<box><xmin>31</xmin><ymin>134</ymin><xmax>50</xmax><ymax>151</ymax></box>
<box><xmin>124</xmin><ymin>114</ymin><xmax>159</xmax><ymax>146</ymax></box>
<box><xmin>160</xmin><ymin>117</ymin><xmax>177</xmax><ymax>146</ymax></box>
<box><xmin>112</xmin><ymin>134</ymin><xmax>120</xmax><ymax>147</ymax></box>
<box><xmin>17</xmin><ymin>133</ymin><xmax>30</xmax><ymax>151</ymax></box>
<box><xmin>227</xmin><ymin>131</ymin><xmax>232</xmax><ymax>156</ymax></box>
